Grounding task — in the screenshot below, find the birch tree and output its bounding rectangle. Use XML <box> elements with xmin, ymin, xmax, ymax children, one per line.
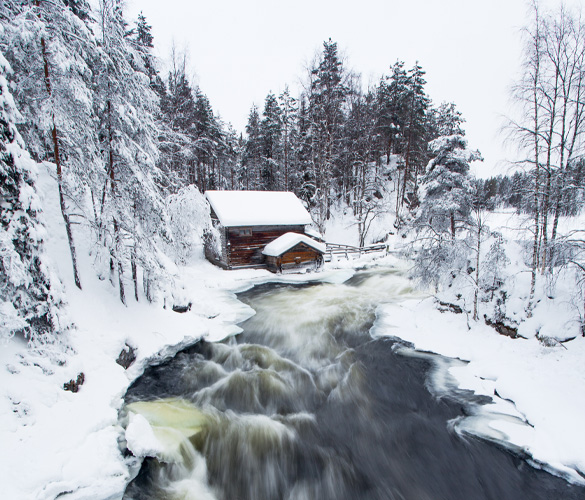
<box><xmin>509</xmin><ymin>2</ymin><xmax>585</xmax><ymax>311</ymax></box>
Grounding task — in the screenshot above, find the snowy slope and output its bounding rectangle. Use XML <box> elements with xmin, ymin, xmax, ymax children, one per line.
<box><xmin>0</xmin><ymin>165</ymin><xmax>263</xmax><ymax>499</ymax></box>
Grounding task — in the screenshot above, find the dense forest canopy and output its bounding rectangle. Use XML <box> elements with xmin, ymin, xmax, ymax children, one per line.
<box><xmin>1</xmin><ymin>0</ymin><xmax>584</xmax><ymax>340</ymax></box>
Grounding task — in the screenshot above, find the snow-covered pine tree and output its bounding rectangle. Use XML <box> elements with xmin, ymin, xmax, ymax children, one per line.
<box><xmin>3</xmin><ymin>0</ymin><xmax>104</xmax><ymax>291</ymax></box>
<box><xmin>95</xmin><ymin>0</ymin><xmax>169</xmax><ymax>304</ymax></box>
<box><xmin>416</xmin><ymin>135</ymin><xmax>481</xmax><ymax>239</ymax></box>
<box><xmin>193</xmin><ymin>87</ymin><xmax>222</xmax><ymax>191</ymax></box>
<box><xmin>134</xmin><ymin>12</ymin><xmax>153</xmax><ymax>49</ymax></box>
<box><xmin>376</xmin><ymin>61</ymin><xmax>409</xmax><ymax>164</ymax></box>
<box><xmin>397</xmin><ymin>63</ymin><xmax>430</xmax><ymax>214</ymax></box>
<box><xmin>297</xmin><ymin>96</ymin><xmax>316</xmax><ymax>204</ymax></box>
<box><xmin>279</xmin><ymin>86</ymin><xmax>297</xmax><ymax>191</ymax></box>
<box><xmin>159</xmin><ymin>51</ymin><xmax>198</xmax><ymax>187</ymax></box>
<box><xmin>308</xmin><ymin>39</ymin><xmax>347</xmax><ymax>230</ymax></box>
<box><xmin>0</xmin><ymin>48</ymin><xmax>62</xmax><ymax>341</ymax></box>
<box><xmin>427</xmin><ymin>102</ymin><xmax>466</xmax><ymax>138</ymax></box>
<box><xmin>130</xmin><ymin>11</ymin><xmax>167</xmax><ymax>101</ymax></box>
<box><xmin>412</xmin><ymin>134</ymin><xmax>482</xmax><ymax>304</ymax></box>
<box><xmin>217</xmin><ymin>122</ymin><xmax>241</xmax><ymax>190</ymax></box>
<box><xmin>243</xmin><ymin>105</ymin><xmax>262</xmax><ymax>190</ymax></box>
<box><xmin>260</xmin><ymin>92</ymin><xmax>282</xmax><ymax>191</ymax></box>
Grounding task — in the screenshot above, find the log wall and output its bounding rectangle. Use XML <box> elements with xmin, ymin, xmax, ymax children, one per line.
<box><xmin>265</xmin><ymin>243</ymin><xmax>323</xmax><ymax>272</ymax></box>
<box><xmin>226</xmin><ymin>225</ymin><xmax>306</xmax><ymax>268</ymax></box>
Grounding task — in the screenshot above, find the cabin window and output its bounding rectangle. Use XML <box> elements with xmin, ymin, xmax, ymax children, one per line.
<box><xmin>235</xmin><ymin>228</ymin><xmax>252</xmax><ymax>236</ymax></box>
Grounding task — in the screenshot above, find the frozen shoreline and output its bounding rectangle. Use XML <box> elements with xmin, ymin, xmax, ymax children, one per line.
<box><xmin>3</xmin><ymin>249</ymin><xmax>585</xmax><ymax>498</ymax></box>
<box><xmin>372</xmin><ymin>294</ymin><xmax>585</xmax><ymax>485</ymax></box>
<box><xmin>2</xmin><ymin>163</ymin><xmax>584</xmax><ymax>498</ymax></box>
<box><xmin>0</xmin><ymin>258</ymin><xmax>356</xmax><ymax>499</ymax></box>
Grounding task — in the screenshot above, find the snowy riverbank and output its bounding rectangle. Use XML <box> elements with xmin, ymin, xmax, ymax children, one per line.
<box><xmin>373</xmin><ymin>293</ymin><xmax>585</xmax><ymax>484</ymax></box>
<box><xmin>4</xmin><ymin>250</ymin><xmax>585</xmax><ymax>498</ymax></box>
<box><xmin>0</xmin><ymin>242</ymin><xmax>355</xmax><ymax>498</ymax></box>
<box><xmin>2</xmin><ymin>164</ymin><xmax>584</xmax><ymax>498</ymax></box>
<box><xmin>0</xmin><ymin>162</ymin><xmax>358</xmax><ymax>499</ymax></box>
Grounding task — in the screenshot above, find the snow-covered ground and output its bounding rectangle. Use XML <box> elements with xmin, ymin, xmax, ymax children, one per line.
<box><xmin>367</xmin><ymin>206</ymin><xmax>585</xmax><ymax>483</ymax></box>
<box><xmin>0</xmin><ymin>163</ymin><xmax>357</xmax><ymax>499</ymax></box>
<box><xmin>2</xmin><ymin>165</ymin><xmax>584</xmax><ymax>498</ymax></box>
<box><xmin>372</xmin><ymin>289</ymin><xmax>585</xmax><ymax>484</ymax></box>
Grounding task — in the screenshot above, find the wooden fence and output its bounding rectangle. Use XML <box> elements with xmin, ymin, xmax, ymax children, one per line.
<box><xmin>325</xmin><ymin>242</ymin><xmax>387</xmax><ymax>262</ymax></box>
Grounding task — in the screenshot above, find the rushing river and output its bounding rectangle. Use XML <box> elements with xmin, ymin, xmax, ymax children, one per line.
<box><xmin>121</xmin><ymin>268</ymin><xmax>585</xmax><ymax>500</ymax></box>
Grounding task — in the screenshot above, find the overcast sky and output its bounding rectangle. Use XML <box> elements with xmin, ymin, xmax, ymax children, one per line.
<box><xmin>126</xmin><ymin>0</ymin><xmax>578</xmax><ymax>178</ymax></box>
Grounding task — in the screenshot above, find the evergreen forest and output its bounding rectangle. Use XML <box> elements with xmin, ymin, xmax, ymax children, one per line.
<box><xmin>2</xmin><ymin>0</ymin><xmax>585</xmax><ymax>341</ymax></box>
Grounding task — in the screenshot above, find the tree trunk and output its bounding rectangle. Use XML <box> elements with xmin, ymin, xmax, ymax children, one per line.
<box><xmin>473</xmin><ymin>219</ymin><xmax>482</xmax><ymax>321</ymax></box>
<box><xmin>528</xmin><ymin>3</ymin><xmax>542</xmax><ymax>315</ymax></box>
<box><xmin>107</xmin><ymin>99</ymin><xmax>126</xmax><ymax>305</ymax></box>
<box><xmin>52</xmin><ymin>123</ymin><xmax>82</xmax><ymax>290</ymax></box>
<box><xmin>284</xmin><ymin>124</ymin><xmax>289</xmax><ymax>190</ymax></box>
<box><xmin>131</xmin><ymin>243</ymin><xmax>138</xmax><ymax>302</ymax></box>
<box><xmin>37</xmin><ymin>3</ymin><xmax>82</xmax><ymax>289</ymax></box>
<box><xmin>143</xmin><ymin>270</ymin><xmax>152</xmax><ymax>303</ymax></box>
<box><xmin>114</xmin><ymin>219</ymin><xmax>126</xmax><ymax>305</ymax></box>
<box><xmin>401</xmin><ymin>93</ymin><xmax>416</xmax><ymax>209</ymax></box>
<box><xmin>540</xmin><ymin>168</ymin><xmax>551</xmax><ymax>272</ymax></box>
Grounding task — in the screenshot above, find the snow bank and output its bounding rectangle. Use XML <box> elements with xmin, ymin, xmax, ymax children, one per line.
<box><xmin>372</xmin><ymin>295</ymin><xmax>585</xmax><ymax>484</ymax></box>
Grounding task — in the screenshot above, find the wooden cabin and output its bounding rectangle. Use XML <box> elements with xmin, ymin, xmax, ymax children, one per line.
<box><xmin>262</xmin><ymin>233</ymin><xmax>326</xmax><ymax>272</ymax></box>
<box><xmin>205</xmin><ymin>190</ymin><xmax>324</xmax><ymax>271</ymax></box>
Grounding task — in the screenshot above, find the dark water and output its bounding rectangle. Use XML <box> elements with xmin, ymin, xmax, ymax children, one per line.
<box><xmin>122</xmin><ymin>270</ymin><xmax>585</xmax><ymax>500</ymax></box>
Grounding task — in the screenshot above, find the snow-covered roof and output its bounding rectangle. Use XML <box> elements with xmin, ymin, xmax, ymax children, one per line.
<box><xmin>304</xmin><ymin>227</ymin><xmax>325</xmax><ymax>241</ymax></box>
<box><xmin>262</xmin><ymin>232</ymin><xmax>326</xmax><ymax>257</ymax></box>
<box><xmin>206</xmin><ymin>190</ymin><xmax>312</xmax><ymax>227</ymax></box>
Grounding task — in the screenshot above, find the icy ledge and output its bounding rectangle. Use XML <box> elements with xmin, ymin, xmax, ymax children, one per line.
<box><xmin>371</xmin><ymin>297</ymin><xmax>585</xmax><ymax>485</ymax></box>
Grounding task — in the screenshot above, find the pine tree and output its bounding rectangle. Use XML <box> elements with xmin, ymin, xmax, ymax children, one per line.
<box><xmin>259</xmin><ymin>92</ymin><xmax>282</xmax><ymax>190</ymax></box>
<box><xmin>398</xmin><ymin>63</ymin><xmax>431</xmax><ymax>214</ymax></box>
<box><xmin>135</xmin><ymin>12</ymin><xmax>153</xmax><ymax>48</ymax></box>
<box><xmin>193</xmin><ymin>87</ymin><xmax>221</xmax><ymax>191</ymax></box>
<box><xmin>297</xmin><ymin>97</ymin><xmax>316</xmax><ymax>204</ymax></box>
<box><xmin>0</xmin><ymin>50</ymin><xmax>61</xmax><ymax>340</ymax></box>
<box><xmin>130</xmin><ymin>11</ymin><xmax>166</xmax><ymax>97</ymax></box>
<box><xmin>416</xmin><ymin>135</ymin><xmax>481</xmax><ymax>239</ymax></box>
<box><xmin>243</xmin><ymin>105</ymin><xmax>262</xmax><ymax>190</ymax></box>
<box><xmin>376</xmin><ymin>61</ymin><xmax>409</xmax><ymax>163</ymax></box>
<box><xmin>308</xmin><ymin>38</ymin><xmax>347</xmax><ymax>230</ymax></box>
<box><xmin>427</xmin><ymin>102</ymin><xmax>466</xmax><ymax>139</ymax></box>
<box><xmin>160</xmin><ymin>54</ymin><xmax>197</xmax><ymax>185</ymax></box>
<box><xmin>279</xmin><ymin>86</ymin><xmax>297</xmax><ymax>191</ymax></box>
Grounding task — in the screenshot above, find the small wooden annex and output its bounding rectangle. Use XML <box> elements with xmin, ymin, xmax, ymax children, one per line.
<box><xmin>262</xmin><ymin>233</ymin><xmax>326</xmax><ymax>272</ymax></box>
<box><xmin>204</xmin><ymin>190</ymin><xmax>325</xmax><ymax>271</ymax></box>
